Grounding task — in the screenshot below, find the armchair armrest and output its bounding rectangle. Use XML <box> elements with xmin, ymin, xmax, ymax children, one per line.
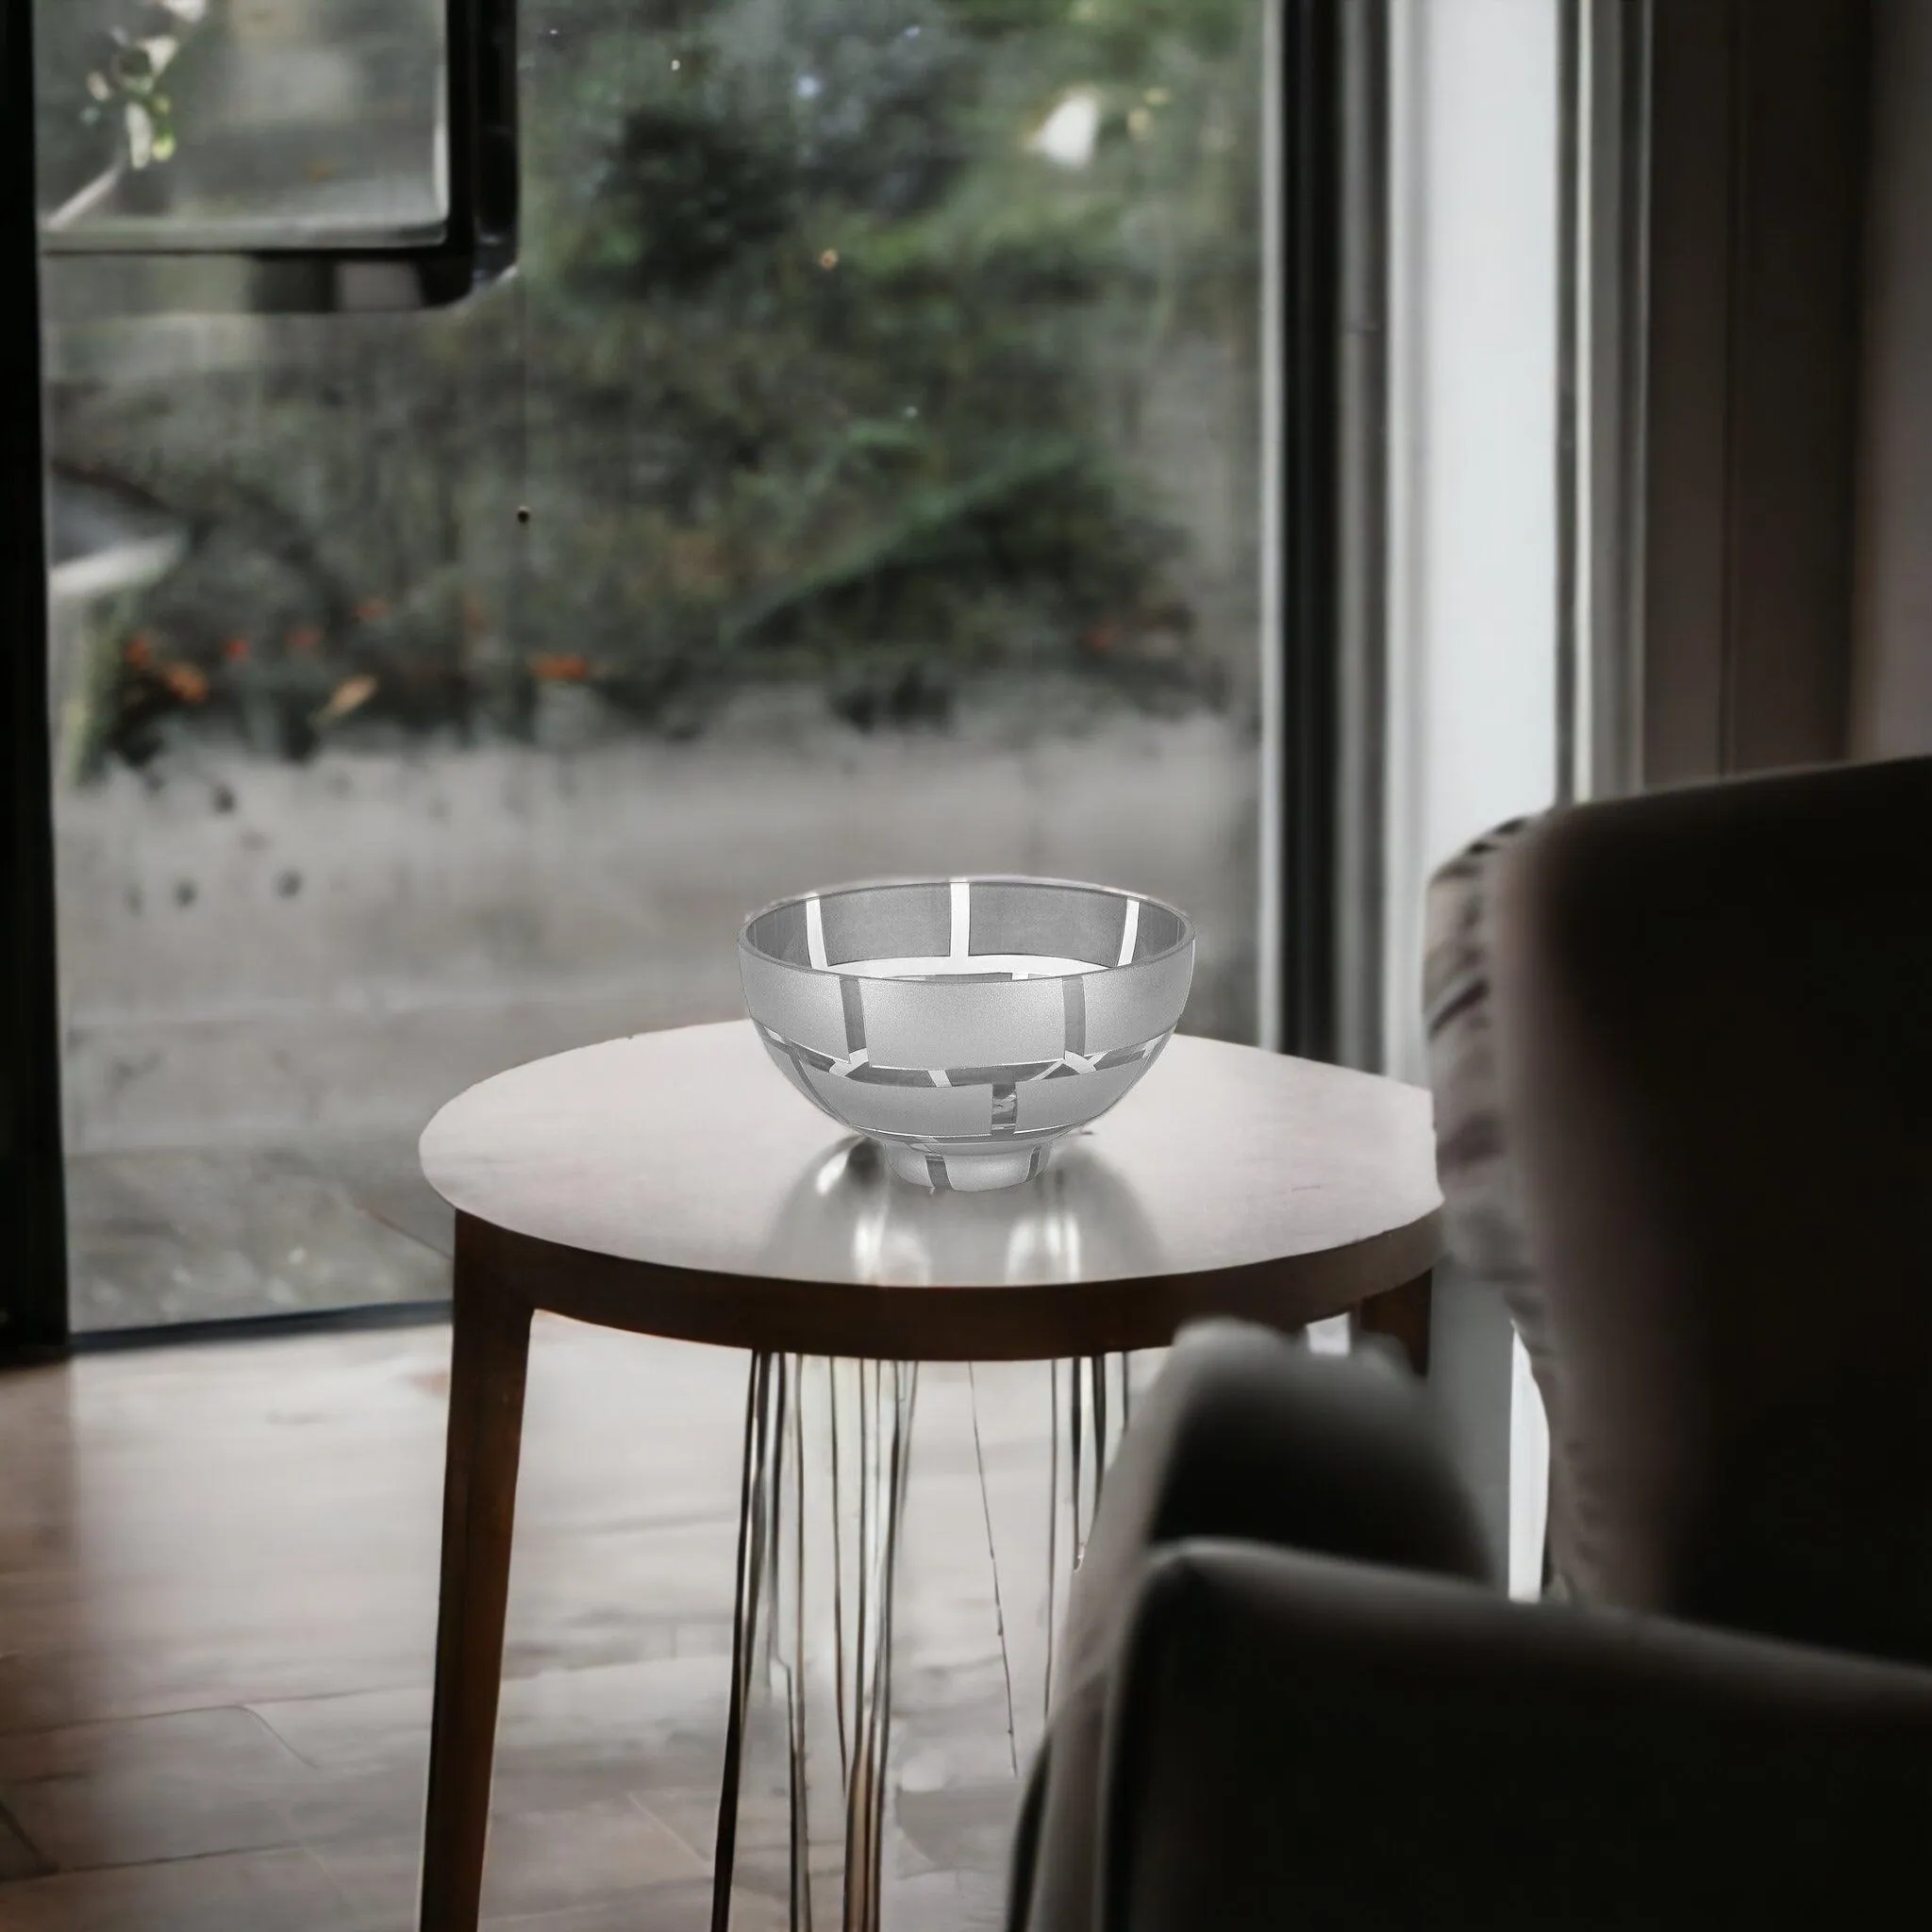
<box><xmin>1067</xmin><ymin>1321</ymin><xmax>1491</xmax><ymax>1686</ymax></box>
<box><xmin>1010</xmin><ymin>1320</ymin><xmax>1489</xmax><ymax>1931</ymax></box>
<box><xmin>1102</xmin><ymin>1542</ymin><xmax>1932</xmax><ymax>1932</ymax></box>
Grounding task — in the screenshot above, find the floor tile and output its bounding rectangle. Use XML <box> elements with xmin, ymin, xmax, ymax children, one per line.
<box><xmin>0</xmin><ymin>1705</ymin><xmax>312</xmax><ymax>1869</ymax></box>
<box><xmin>314</xmin><ymin>1798</ymin><xmax>707</xmax><ymax>1929</ymax></box>
<box><xmin>0</xmin><ymin>1845</ymin><xmax>351</xmax><ymax>1932</ymax></box>
<box><xmin>484</xmin><ymin>1876</ymin><xmax>789</xmax><ymax>1930</ymax></box>
<box><xmin>0</xmin><ymin>1324</ymin><xmax>1070</xmax><ymax>1930</ymax></box>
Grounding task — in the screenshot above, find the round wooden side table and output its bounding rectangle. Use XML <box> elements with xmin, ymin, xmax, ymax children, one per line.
<box><xmin>415</xmin><ymin>1020</ymin><xmax>1441</xmax><ymax>1932</ymax></box>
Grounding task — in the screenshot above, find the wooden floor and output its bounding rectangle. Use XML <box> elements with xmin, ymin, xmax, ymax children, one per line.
<box><xmin>0</xmin><ymin>1319</ymin><xmax>1077</xmax><ymax>1930</ymax></box>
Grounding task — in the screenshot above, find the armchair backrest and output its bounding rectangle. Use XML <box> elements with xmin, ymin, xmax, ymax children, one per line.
<box><xmin>1427</xmin><ymin>757</ymin><xmax>1932</xmax><ymax>1665</ymax></box>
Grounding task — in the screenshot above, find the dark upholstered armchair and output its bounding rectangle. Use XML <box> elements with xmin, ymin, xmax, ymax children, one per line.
<box><xmin>1008</xmin><ymin>755</ymin><xmax>1932</xmax><ymax>1931</ymax></box>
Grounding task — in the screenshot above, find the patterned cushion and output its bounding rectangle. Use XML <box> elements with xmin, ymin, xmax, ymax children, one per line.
<box><xmin>1422</xmin><ymin>814</ymin><xmax>1569</xmax><ymax>1595</ymax></box>
<box><xmin>1423</xmin><ymin>817</ymin><xmax>1539</xmax><ymax>1290</ymax></box>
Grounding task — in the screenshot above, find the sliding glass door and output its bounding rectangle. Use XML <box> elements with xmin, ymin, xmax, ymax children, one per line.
<box><xmin>25</xmin><ymin>0</ymin><xmax>1294</xmax><ymax>1333</ymax></box>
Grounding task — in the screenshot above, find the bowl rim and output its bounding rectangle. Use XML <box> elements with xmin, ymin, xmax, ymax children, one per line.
<box><xmin>738</xmin><ymin>872</ymin><xmax>1196</xmax><ymax>982</ymax></box>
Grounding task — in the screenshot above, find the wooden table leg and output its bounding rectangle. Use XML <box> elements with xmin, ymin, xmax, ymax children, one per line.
<box><xmin>420</xmin><ymin>1238</ymin><xmax>533</xmax><ymax>1932</ymax></box>
<box><xmin>1355</xmin><ymin>1268</ymin><xmax>1433</xmax><ymax>1376</ymax></box>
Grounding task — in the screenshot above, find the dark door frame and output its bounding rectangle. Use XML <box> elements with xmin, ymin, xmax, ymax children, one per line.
<box><xmin>1275</xmin><ymin>0</ymin><xmax>1345</xmax><ymax>1063</ymax></box>
<box><xmin>2</xmin><ymin>0</ymin><xmax>69</xmax><ymax>1352</ymax></box>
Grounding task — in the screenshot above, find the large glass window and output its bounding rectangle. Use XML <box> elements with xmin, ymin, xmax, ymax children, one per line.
<box><xmin>39</xmin><ymin>0</ymin><xmax>1271</xmax><ymax>1331</ymax></box>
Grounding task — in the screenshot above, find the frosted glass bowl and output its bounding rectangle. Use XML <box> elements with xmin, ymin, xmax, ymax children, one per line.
<box><xmin>739</xmin><ymin>876</ymin><xmax>1195</xmax><ymax>1191</ymax></box>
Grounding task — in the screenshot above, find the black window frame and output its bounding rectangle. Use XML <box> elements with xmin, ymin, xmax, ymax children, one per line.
<box><xmin>3</xmin><ymin>0</ymin><xmax>68</xmax><ymax>1353</ymax></box>
<box><xmin>1276</xmin><ymin>0</ymin><xmax>1344</xmax><ymax>1065</ymax></box>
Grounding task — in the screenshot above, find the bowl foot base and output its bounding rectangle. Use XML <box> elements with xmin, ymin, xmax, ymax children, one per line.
<box><xmin>880</xmin><ymin>1141</ymin><xmax>1052</xmax><ymax>1192</ymax></box>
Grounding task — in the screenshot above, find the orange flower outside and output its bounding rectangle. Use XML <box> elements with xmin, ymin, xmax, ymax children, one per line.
<box><xmin>161</xmin><ymin>663</ymin><xmax>210</xmax><ymax>704</ymax></box>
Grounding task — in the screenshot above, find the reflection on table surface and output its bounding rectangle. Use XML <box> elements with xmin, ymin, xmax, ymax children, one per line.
<box><xmin>760</xmin><ymin>1134</ymin><xmax>1167</xmax><ymax>1290</ymax></box>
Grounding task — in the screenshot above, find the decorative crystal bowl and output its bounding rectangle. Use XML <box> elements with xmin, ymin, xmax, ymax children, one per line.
<box><xmin>739</xmin><ymin>876</ymin><xmax>1195</xmax><ymax>1191</ymax></box>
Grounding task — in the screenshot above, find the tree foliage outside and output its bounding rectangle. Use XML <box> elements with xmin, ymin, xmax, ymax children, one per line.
<box><xmin>42</xmin><ymin>0</ymin><xmax>1264</xmax><ymax>771</ymax></box>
